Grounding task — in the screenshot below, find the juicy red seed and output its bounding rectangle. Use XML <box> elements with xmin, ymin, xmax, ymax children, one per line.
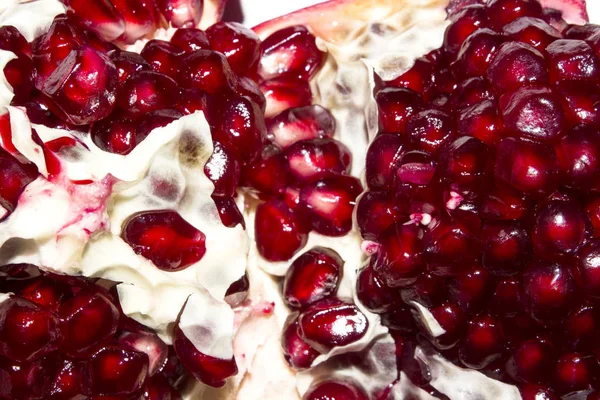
<box><xmin>546</xmin><ymin>39</ymin><xmax>600</xmax><ymax>83</ymax></box>
<box><xmin>299</xmin><ymin>175</ymin><xmax>363</xmax><ymax>237</ymax></box>
<box><xmin>260</xmin><ymin>77</ymin><xmax>312</xmax><ymax>119</ymax></box>
<box><xmin>386</xmin><ymin>57</ymin><xmax>435</xmax><ymax>95</ymax></box>
<box><xmin>212</xmin><ymin>96</ymin><xmax>266</xmax><ymax>164</ymax></box>
<box><xmin>177</xmin><ymin>50</ymin><xmax>236</xmax><ymax>95</ymax></box>
<box><xmin>0</xmin><ymin>356</ymin><xmax>57</xmax><ymax>399</ymax></box>
<box><xmin>303</xmin><ymin>379</ymin><xmax>368</xmax><ymax>400</ymax></box>
<box><xmin>136</xmin><ymin>109</ymin><xmax>183</xmax><ymax>141</ymax></box>
<box><xmin>176</xmin><ymin>88</ymin><xmax>210</xmax><ymax>115</ymax></box>
<box><xmin>281</xmin><ymin>314</ymin><xmax>320</xmax><ymax>370</ymax></box>
<box><xmin>556</xmin><ymin>81</ymin><xmax>600</xmax><ymax>127</ymax></box>
<box><xmin>356</xmin><ymin>264</ymin><xmax>401</xmax><ymax>313</ymax></box>
<box><xmin>490</xmin><ymin>278</ymin><xmax>522</xmax><ymax>316</ymax></box>
<box><xmin>587</xmin><ymin>197</ymin><xmax>600</xmax><ymax>238</ymax></box>
<box><xmin>395</xmin><ymin>150</ymin><xmax>437</xmax><ymax>187</ymax></box>
<box><xmin>519</xmin><ymin>384</ymin><xmax>560</xmax><ymax>400</ymax></box>
<box><xmin>4</xmin><ymin>55</ymin><xmax>35</xmax><ymax>103</ymax></box>
<box><xmin>406</xmin><ymin>108</ymin><xmax>453</xmax><ymax>154</ymax></box>
<box><xmin>110</xmin><ymin>0</ymin><xmax>158</xmax><ymax>44</ymax></box>
<box><xmin>51</xmin><ymin>359</ymin><xmax>92</xmax><ymax>398</ymax></box>
<box><xmin>18</xmin><ymin>276</ymin><xmax>70</xmax><ymax>310</ymax></box>
<box><xmin>259</xmin><ymin>25</ymin><xmax>324</xmax><ymax>81</ymax></box>
<box><xmin>400</xmin><ymin>272</ymin><xmax>447</xmax><ymax>308</ymax></box>
<box><xmin>555</xmin><ymin>125</ymin><xmax>600</xmax><ymax>190</ymax></box>
<box><xmin>486</xmin><ymin>0</ymin><xmax>543</xmax><ymax>28</ymax></box>
<box><xmin>521</xmin><ymin>261</ymin><xmax>578</xmax><ymax>325</ymax></box>
<box><xmin>448</xmin><ymin>265</ymin><xmax>492</xmax><ymax>313</ymax></box>
<box><xmin>356</xmin><ymin>190</ymin><xmax>406</xmax><ymax>240</ymax></box>
<box><xmin>443</xmin><ymin>5</ymin><xmax>490</xmax><ymax>55</ymax></box>
<box><xmin>283</xmin><ymin>247</ymin><xmax>343</xmax><ymax>309</ymax></box>
<box><xmin>41</xmin><ymin>45</ymin><xmax>118</xmax><ymax>126</ymax></box>
<box><xmin>554</xmin><ymin>353</ymin><xmax>596</xmax><ymax>394</ymax></box>
<box><xmin>224</xmin><ymin>273</ymin><xmax>249</xmax><ymax>307</ymax></box>
<box><xmin>155</xmin><ymin>0</ymin><xmax>202</xmax><ymax>28</ymax></box>
<box><xmin>90</xmin><ymin>345</ymin><xmax>148</xmax><ymax>395</ymax></box>
<box><xmin>479</xmin><ymin>184</ymin><xmax>530</xmax><ymax>220</ymax></box>
<box><xmin>439</xmin><ymin>136</ymin><xmax>490</xmax><ymax>188</ymax></box>
<box><xmin>63</xmin><ymin>0</ymin><xmax>124</xmax><ymax>42</ymax></box>
<box><xmin>140</xmin><ymin>40</ymin><xmax>183</xmax><ymax>80</ymax></box>
<box><xmin>506</xmin><ymin>337</ymin><xmax>556</xmax><ymax>383</ymax></box>
<box><xmin>117</xmin><ymin>330</ymin><xmax>168</xmax><ymax>376</ymax></box>
<box><xmin>285</xmin><ymin>138</ymin><xmax>351</xmax><ymax>184</ymax></box>
<box><xmin>207</xmin><ymin>22</ymin><xmax>261</xmax><ymax>76</ymax></box>
<box><xmin>376</xmin><ymin>87</ymin><xmax>423</xmax><ymax>134</ymax></box>
<box><xmin>58</xmin><ymin>287</ymin><xmax>119</xmax><ymax>354</ymax></box>
<box><xmin>456</xmin><ymin>99</ymin><xmax>504</xmax><ymax>145</ymax></box>
<box><xmin>213</xmin><ymin>197</ymin><xmax>245</xmax><ymax>229</ymax></box>
<box><xmin>487</xmin><ymin>41</ymin><xmax>548</xmax><ymax>93</ymax></box>
<box><xmin>121</xmin><ymin>210</ymin><xmax>207</xmax><ymax>271</ymax></box>
<box><xmin>172</xmin><ymin>324</ymin><xmax>237</xmax><ymax>388</ymax></box>
<box><xmin>451</xmin><ymin>76</ymin><xmax>495</xmax><ymax>109</ymax></box>
<box><xmin>0</xmin><ymin>148</ymin><xmax>38</xmax><ymax>222</ymax></box>
<box><xmin>494</xmin><ymin>137</ymin><xmax>558</xmax><ymax>196</ymax></box>
<box><xmin>90</xmin><ymin>114</ymin><xmax>138</xmax><ymax>155</ymax></box>
<box><xmin>243</xmin><ymin>144</ymin><xmax>289</xmax><ymax>196</ymax></box>
<box><xmin>453</xmin><ymin>28</ymin><xmax>503</xmax><ymax>78</ymax></box>
<box><xmin>170</xmin><ymin>28</ymin><xmax>210</xmax><ymax>52</ymax></box>
<box><xmin>0</xmin><ymin>296</ymin><xmax>58</xmax><ymax>362</ymax></box>
<box><xmin>204</xmin><ymin>141</ymin><xmax>241</xmax><ymax>198</ymax></box>
<box><xmin>266</xmin><ymin>105</ymin><xmax>335</xmax><ymax>149</ymax></box>
<box><xmin>144</xmin><ymin>374</ymin><xmax>181</xmax><ymax>400</ymax></box>
<box><xmin>482</xmin><ymin>221</ymin><xmax>531</xmax><ymax>276</ymax></box>
<box><xmin>417</xmin><ymin>302</ymin><xmax>466</xmax><ymax>350</ymax></box>
<box><xmin>577</xmin><ymin>240</ymin><xmax>600</xmax><ymax>299</ymax></box>
<box><xmin>459</xmin><ymin>314</ymin><xmax>504</xmax><ymax>369</ymax></box>
<box><xmin>235</xmin><ymin>77</ymin><xmax>267</xmax><ymax>113</ymax></box>
<box><xmin>564</xmin><ymin>303</ymin><xmax>597</xmax><ymax>347</ymax></box>
<box><xmin>372</xmin><ymin>222</ymin><xmax>425</xmax><ymax>288</ymax></box>
<box><xmin>116</xmin><ymin>70</ymin><xmax>178</xmax><ymax>118</ymax></box>
<box><xmin>108</xmin><ymin>49</ymin><xmax>150</xmax><ymax>85</ymax></box>
<box><xmin>0</xmin><ymin>26</ymin><xmax>31</xmax><ymax>57</ymax></box>
<box><xmin>255</xmin><ymin>199</ymin><xmax>308</xmax><ymax>262</ymax></box>
<box><xmin>365</xmin><ymin>133</ymin><xmax>407</xmax><ymax>190</ymax></box>
<box><xmin>532</xmin><ymin>196</ymin><xmax>587</xmax><ymax>258</ymax></box>
<box><xmin>297</xmin><ymin>298</ymin><xmax>368</xmax><ymax>353</ymax></box>
<box><xmin>503</xmin><ymin>17</ymin><xmax>562</xmax><ymax>49</ymax></box>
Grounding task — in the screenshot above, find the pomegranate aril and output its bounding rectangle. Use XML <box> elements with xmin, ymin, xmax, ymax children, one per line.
<box><xmin>303</xmin><ymin>379</ymin><xmax>368</xmax><ymax>400</ymax></box>
<box><xmin>207</xmin><ymin>22</ymin><xmax>261</xmax><ymax>76</ymax></box>
<box><xmin>0</xmin><ymin>148</ymin><xmax>38</xmax><ymax>222</ymax></box>
<box><xmin>50</xmin><ymin>359</ymin><xmax>92</xmax><ymax>398</ymax></box>
<box><xmin>587</xmin><ymin>197</ymin><xmax>600</xmax><ymax>238</ymax></box>
<box><xmin>503</xmin><ymin>17</ymin><xmax>562</xmax><ymax>49</ymax></box>
<box><xmin>556</xmin><ymin>81</ymin><xmax>600</xmax><ymax>127</ymax></box>
<box><xmin>267</xmin><ymin>105</ymin><xmax>335</xmax><ymax>149</ymax></box>
<box><xmin>487</xmin><ymin>41</ymin><xmax>548</xmax><ymax>93</ymax></box>
<box><xmin>117</xmin><ymin>330</ymin><xmax>168</xmax><ymax>376</ymax></box>
<box><xmin>260</xmin><ymin>77</ymin><xmax>312</xmax><ymax>119</ymax></box>
<box><xmin>456</xmin><ymin>99</ymin><xmax>504</xmax><ymax>145</ymax></box>
<box><xmin>356</xmin><ymin>264</ymin><xmax>401</xmax><ymax>313</ymax></box>
<box><xmin>365</xmin><ymin>133</ymin><xmax>407</xmax><ymax>190</ymax></box>
<box><xmin>577</xmin><ymin>240</ymin><xmax>600</xmax><ymax>299</ymax></box>
<box><xmin>18</xmin><ymin>276</ymin><xmax>71</xmax><ymax>310</ymax></box>
<box><xmin>482</xmin><ymin>221</ymin><xmax>531</xmax><ymax>276</ymax></box>
<box><xmin>224</xmin><ymin>273</ymin><xmax>249</xmax><ymax>307</ymax></box>
<box><xmin>297</xmin><ymin>298</ymin><xmax>368</xmax><ymax>353</ymax></box>
<box><xmin>299</xmin><ymin>175</ymin><xmax>362</xmax><ymax>236</ymax></box>
<box><xmin>213</xmin><ymin>96</ymin><xmax>266</xmax><ymax>164</ymax></box>
<box><xmin>452</xmin><ymin>28</ymin><xmax>503</xmax><ymax>78</ymax></box>
<box><xmin>448</xmin><ymin>265</ymin><xmax>493</xmax><ymax>313</ymax></box>
<box><xmin>285</xmin><ymin>138</ymin><xmax>351</xmax><ymax>184</ymax></box>
<box><xmin>41</xmin><ymin>45</ymin><xmax>118</xmax><ymax>126</ymax></box>
<box><xmin>439</xmin><ymin>136</ymin><xmax>490</xmax><ymax>189</ymax></box>
<box><xmin>395</xmin><ymin>149</ymin><xmax>437</xmax><ymax>187</ymax></box>
<box><xmin>140</xmin><ymin>40</ymin><xmax>183</xmax><ymax>80</ymax></box>
<box><xmin>521</xmin><ymin>261</ymin><xmax>578</xmax><ymax>325</ymax></box>
<box><xmin>519</xmin><ymin>384</ymin><xmax>560</xmax><ymax>400</ymax></box>
<box><xmin>281</xmin><ymin>314</ymin><xmax>320</xmax><ymax>370</ymax></box>
<box><xmin>451</xmin><ymin>76</ymin><xmax>495</xmax><ymax>109</ymax></box>
<box><xmin>177</xmin><ymin>50</ymin><xmax>236</xmax><ymax>95</ymax></box>
<box><xmin>400</xmin><ymin>272</ymin><xmax>447</xmax><ymax>308</ymax></box>
<box><xmin>136</xmin><ymin>109</ymin><xmax>183</xmax><ymax>141</ymax></box>
<box><xmin>554</xmin><ymin>353</ymin><xmax>596</xmax><ymax>394</ymax></box>
<box><xmin>258</xmin><ymin>25</ymin><xmax>324</xmax><ymax>81</ymax></box>
<box><xmin>108</xmin><ymin>49</ymin><xmax>150</xmax><ymax>85</ymax></box>
<box><xmin>564</xmin><ymin>303</ymin><xmax>598</xmax><ymax>349</ymax></box>
<box><xmin>376</xmin><ymin>87</ymin><xmax>423</xmax><ymax>134</ymax></box>
<box><xmin>490</xmin><ymin>277</ymin><xmax>522</xmax><ymax>316</ymax></box>
<box><xmin>506</xmin><ymin>337</ymin><xmax>556</xmax><ymax>384</ymax></box>
<box><xmin>155</xmin><ymin>0</ymin><xmax>201</xmax><ymax>28</ymax></box>
<box><xmin>176</xmin><ymin>88</ymin><xmax>210</xmax><ymax>116</ymax></box>
<box><xmin>417</xmin><ymin>302</ymin><xmax>466</xmax><ymax>350</ymax></box>
<box><xmin>109</xmin><ymin>0</ymin><xmax>158</xmax><ymax>44</ymax></box>
<box><xmin>372</xmin><ymin>222</ymin><xmax>424</xmax><ymax>288</ymax></box>
<box><xmin>121</xmin><ymin>210</ymin><xmax>206</xmax><ymax>271</ymax></box>
<box><xmin>235</xmin><ymin>77</ymin><xmax>267</xmax><ymax>113</ymax></box>
<box><xmin>172</xmin><ymin>324</ymin><xmax>237</xmax><ymax>387</ymax></box>
<box><xmin>0</xmin><ymin>355</ymin><xmax>57</xmax><ymax>399</ymax></box>
<box><xmin>255</xmin><ymin>199</ymin><xmax>308</xmax><ymax>262</ymax></box>
<box><xmin>90</xmin><ymin>345</ymin><xmax>148</xmax><ymax>395</ymax></box>
<box><xmin>170</xmin><ymin>28</ymin><xmax>211</xmax><ymax>53</ymax></box>
<box><xmin>0</xmin><ymin>26</ymin><xmax>31</xmax><ymax>57</ymax></box>
<box><xmin>243</xmin><ymin>144</ymin><xmax>289</xmax><ymax>196</ymax></box>
<box><xmin>0</xmin><ymin>296</ymin><xmax>58</xmax><ymax>362</ymax></box>
<box><xmin>486</xmin><ymin>0</ymin><xmax>543</xmax><ymax>28</ymax></box>
<box><xmin>356</xmin><ymin>191</ymin><xmax>406</xmax><ymax>240</ymax></box>
<box><xmin>387</xmin><ymin>57</ymin><xmax>435</xmax><ymax>95</ymax></box>
<box><xmin>458</xmin><ymin>314</ymin><xmax>504</xmax><ymax>369</ymax></box>
<box><xmin>494</xmin><ymin>137</ymin><xmax>558</xmax><ymax>196</ymax></box>
<box><xmin>555</xmin><ymin>125</ymin><xmax>600</xmax><ymax>190</ymax></box>
<box><xmin>204</xmin><ymin>141</ymin><xmax>241</xmax><ymax>198</ymax></box>
<box><xmin>406</xmin><ymin>108</ymin><xmax>453</xmax><ymax>154</ymax></box>
<box><xmin>62</xmin><ymin>0</ymin><xmax>125</xmax><ymax>42</ymax></box>
<box><xmin>4</xmin><ymin>55</ymin><xmax>35</xmax><ymax>103</ymax></box>
<box><xmin>91</xmin><ymin>114</ymin><xmax>138</xmax><ymax>155</ymax></box>
<box><xmin>479</xmin><ymin>183</ymin><xmax>530</xmax><ymax>220</ymax></box>
<box><xmin>144</xmin><ymin>374</ymin><xmax>181</xmax><ymax>400</ymax></box>
<box><xmin>283</xmin><ymin>247</ymin><xmax>342</xmax><ymax>309</ymax></box>
<box><xmin>443</xmin><ymin>5</ymin><xmax>490</xmax><ymax>55</ymax></box>
<box><xmin>546</xmin><ymin>39</ymin><xmax>600</xmax><ymax>83</ymax></box>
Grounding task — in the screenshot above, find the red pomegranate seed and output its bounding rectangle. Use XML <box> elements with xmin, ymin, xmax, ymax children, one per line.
<box><xmin>486</xmin><ymin>0</ymin><xmax>543</xmax><ymax>28</ymax></box>
<box><xmin>243</xmin><ymin>144</ymin><xmax>289</xmax><ymax>196</ymax></box>
<box><xmin>4</xmin><ymin>55</ymin><xmax>35</xmax><ymax>103</ymax></box>
<box><xmin>453</xmin><ymin>28</ymin><xmax>503</xmax><ymax>78</ymax></box>
<box><xmin>0</xmin><ymin>148</ymin><xmax>38</xmax><ymax>222</ymax></box>
<box><xmin>521</xmin><ymin>261</ymin><xmax>578</xmax><ymax>325</ymax></box>
<box><xmin>144</xmin><ymin>374</ymin><xmax>181</xmax><ymax>400</ymax></box>
<box><xmin>212</xmin><ymin>96</ymin><xmax>266</xmax><ymax>164</ymax></box>
<box><xmin>281</xmin><ymin>314</ymin><xmax>320</xmax><ymax>370</ymax></box>
<box><xmin>503</xmin><ymin>17</ymin><xmax>562</xmax><ymax>49</ymax></box>
<box><xmin>260</xmin><ymin>77</ymin><xmax>312</xmax><ymax>119</ymax></box>
<box><xmin>0</xmin><ymin>355</ymin><xmax>57</xmax><ymax>399</ymax></box>
<box><xmin>117</xmin><ymin>330</ymin><xmax>168</xmax><ymax>376</ymax></box>
<box><xmin>506</xmin><ymin>337</ymin><xmax>556</xmax><ymax>383</ymax></box>
<box><xmin>376</xmin><ymin>87</ymin><xmax>423</xmax><ymax>134</ymax></box>
<box><xmin>41</xmin><ymin>45</ymin><xmax>118</xmax><ymax>126</ymax></box>
<box><xmin>258</xmin><ymin>25</ymin><xmax>324</xmax><ymax>81</ymax></box>
<box><xmin>451</xmin><ymin>76</ymin><xmax>495</xmax><ymax>110</ymax></box>
<box><xmin>18</xmin><ymin>275</ymin><xmax>71</xmax><ymax>310</ymax></box>
<box><xmin>172</xmin><ymin>324</ymin><xmax>237</xmax><ymax>387</ymax></box>
<box><xmin>266</xmin><ymin>105</ymin><xmax>335</xmax><ymax>149</ymax></box>
<box><xmin>299</xmin><ymin>175</ymin><xmax>362</xmax><ymax>236</ymax></box>
<box><xmin>482</xmin><ymin>220</ymin><xmax>531</xmax><ymax>276</ymax></box>
<box><xmin>109</xmin><ymin>0</ymin><xmax>158</xmax><ymax>44</ymax></box>
<box><xmin>439</xmin><ymin>136</ymin><xmax>490</xmax><ymax>189</ymax></box>
<box><xmin>0</xmin><ymin>296</ymin><xmax>58</xmax><ymax>362</ymax></box>
<box><xmin>587</xmin><ymin>197</ymin><xmax>600</xmax><ymax>238</ymax></box>
<box><xmin>171</xmin><ymin>28</ymin><xmax>211</xmax><ymax>52</ymax></box>
<box><xmin>546</xmin><ymin>39</ymin><xmax>600</xmax><ymax>83</ymax></box>
<box><xmin>303</xmin><ymin>379</ymin><xmax>368</xmax><ymax>400</ymax></box>
<box><xmin>356</xmin><ymin>264</ymin><xmax>401</xmax><ymax>313</ymax></box>
<box><xmin>207</xmin><ymin>22</ymin><xmax>261</xmax><ymax>76</ymax></box>
<box><xmin>62</xmin><ymin>0</ymin><xmax>124</xmax><ymax>42</ymax></box>
<box><xmin>297</xmin><ymin>298</ymin><xmax>368</xmax><ymax>353</ymax></box>
<box><xmin>519</xmin><ymin>384</ymin><xmax>560</xmax><ymax>400</ymax></box>
<box><xmin>556</xmin><ymin>81</ymin><xmax>600</xmax><ymax>127</ymax></box>
<box><xmin>387</xmin><ymin>57</ymin><xmax>435</xmax><ymax>95</ymax></box>
<box><xmin>416</xmin><ymin>302</ymin><xmax>466</xmax><ymax>350</ymax></box>
<box><xmin>564</xmin><ymin>303</ymin><xmax>597</xmax><ymax>348</ymax></box>
<box><xmin>121</xmin><ymin>210</ymin><xmax>206</xmax><ymax>271</ymax></box>
<box><xmin>51</xmin><ymin>359</ymin><xmax>92</xmax><ymax>398</ymax></box>
<box><xmin>177</xmin><ymin>50</ymin><xmax>236</xmax><ymax>95</ymax></box>
<box><xmin>0</xmin><ymin>26</ymin><xmax>31</xmax><ymax>57</ymax></box>
<box><xmin>204</xmin><ymin>141</ymin><xmax>241</xmax><ymax>198</ymax></box>
<box><xmin>356</xmin><ymin>191</ymin><xmax>406</xmax><ymax>240</ymax></box>
<box><xmin>372</xmin><ymin>222</ymin><xmax>424</xmax><ymax>288</ymax></box>
<box><xmin>140</xmin><ymin>40</ymin><xmax>183</xmax><ymax>80</ymax></box>
<box><xmin>90</xmin><ymin>345</ymin><xmax>148</xmax><ymax>395</ymax></box>
<box><xmin>555</xmin><ymin>125</ymin><xmax>600</xmax><ymax>190</ymax></box>
<box><xmin>406</xmin><ymin>108</ymin><xmax>453</xmax><ymax>154</ymax></box>
<box><xmin>365</xmin><ymin>133</ymin><xmax>407</xmax><ymax>191</ymax></box>
<box><xmin>448</xmin><ymin>265</ymin><xmax>493</xmax><ymax>313</ymax></box>
<box><xmin>456</xmin><ymin>99</ymin><xmax>504</xmax><ymax>145</ymax></box>
<box><xmin>90</xmin><ymin>114</ymin><xmax>138</xmax><ymax>155</ymax></box>
<box><xmin>489</xmin><ymin>277</ymin><xmax>522</xmax><ymax>316</ymax></box>
<box><xmin>283</xmin><ymin>247</ymin><xmax>342</xmax><ymax>309</ymax></box>
<box><xmin>487</xmin><ymin>41</ymin><xmax>548</xmax><ymax>94</ymax></box>
<box><xmin>285</xmin><ymin>138</ymin><xmax>351</xmax><ymax>184</ymax></box>
<box><xmin>136</xmin><ymin>109</ymin><xmax>183</xmax><ymax>142</ymax></box>
<box><xmin>458</xmin><ymin>314</ymin><xmax>504</xmax><ymax>369</ymax></box>
<box><xmin>155</xmin><ymin>0</ymin><xmax>201</xmax><ymax>28</ymax></box>
<box><xmin>224</xmin><ymin>273</ymin><xmax>249</xmax><ymax>307</ymax></box>
<box><xmin>577</xmin><ymin>240</ymin><xmax>600</xmax><ymax>299</ymax></box>
<box><xmin>443</xmin><ymin>5</ymin><xmax>490</xmax><ymax>55</ymax></box>
<box><xmin>108</xmin><ymin>49</ymin><xmax>150</xmax><ymax>85</ymax></box>
<box><xmin>400</xmin><ymin>272</ymin><xmax>447</xmax><ymax>308</ymax></box>
<box><xmin>554</xmin><ymin>353</ymin><xmax>596</xmax><ymax>394</ymax></box>
<box><xmin>479</xmin><ymin>183</ymin><xmax>530</xmax><ymax>220</ymax></box>
<box><xmin>255</xmin><ymin>199</ymin><xmax>308</xmax><ymax>261</ymax></box>
<box><xmin>235</xmin><ymin>77</ymin><xmax>267</xmax><ymax>113</ymax></box>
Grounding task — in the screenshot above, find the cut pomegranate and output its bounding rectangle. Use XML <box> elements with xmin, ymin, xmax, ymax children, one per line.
<box><xmin>204</xmin><ymin>141</ymin><xmax>241</xmax><ymax>198</ymax></box>
<box><xmin>266</xmin><ymin>105</ymin><xmax>335</xmax><ymax>149</ymax></box>
<box><xmin>155</xmin><ymin>0</ymin><xmax>201</xmax><ymax>28</ymax></box>
<box><xmin>121</xmin><ymin>210</ymin><xmax>206</xmax><ymax>271</ymax></box>
<box><xmin>376</xmin><ymin>87</ymin><xmax>423</xmax><ymax>134</ymax></box>
<box><xmin>90</xmin><ymin>114</ymin><xmax>138</xmax><ymax>155</ymax></box>
<box><xmin>260</xmin><ymin>77</ymin><xmax>312</xmax><ymax>118</ymax></box>
<box><xmin>283</xmin><ymin>247</ymin><xmax>343</xmax><ymax>309</ymax></box>
<box><xmin>207</xmin><ymin>22</ymin><xmax>261</xmax><ymax>76</ymax></box>
<box><xmin>255</xmin><ymin>199</ymin><xmax>308</xmax><ymax>261</ymax></box>
<box><xmin>171</xmin><ymin>28</ymin><xmax>211</xmax><ymax>53</ymax></box>
<box><xmin>356</xmin><ymin>264</ymin><xmax>401</xmax><ymax>313</ymax></box>
<box><xmin>546</xmin><ymin>39</ymin><xmax>600</xmax><ymax>83</ymax></box>
<box><xmin>303</xmin><ymin>379</ymin><xmax>368</xmax><ymax>400</ymax></box>
<box><xmin>177</xmin><ymin>50</ymin><xmax>235</xmax><ymax>95</ymax></box>
<box><xmin>90</xmin><ymin>345</ymin><xmax>148</xmax><ymax>395</ymax></box>
<box><xmin>281</xmin><ymin>314</ymin><xmax>320</xmax><ymax>370</ymax></box>
<box><xmin>482</xmin><ymin>221</ymin><xmax>531</xmax><ymax>276</ymax></box>
<box><xmin>285</xmin><ymin>138</ymin><xmax>351</xmax><ymax>184</ymax></box>
<box><xmin>243</xmin><ymin>144</ymin><xmax>289</xmax><ymax>196</ymax></box>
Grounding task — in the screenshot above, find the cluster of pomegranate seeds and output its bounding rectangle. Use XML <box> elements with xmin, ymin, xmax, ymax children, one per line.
<box><xmin>355</xmin><ymin>0</ymin><xmax>600</xmax><ymax>397</ymax></box>
<box><xmin>0</xmin><ymin>264</ymin><xmax>185</xmax><ymax>399</ymax></box>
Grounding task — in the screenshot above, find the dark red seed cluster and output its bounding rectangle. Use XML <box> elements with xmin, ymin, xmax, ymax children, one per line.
<box><xmin>357</xmin><ymin>0</ymin><xmax>600</xmax><ymax>397</ymax></box>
